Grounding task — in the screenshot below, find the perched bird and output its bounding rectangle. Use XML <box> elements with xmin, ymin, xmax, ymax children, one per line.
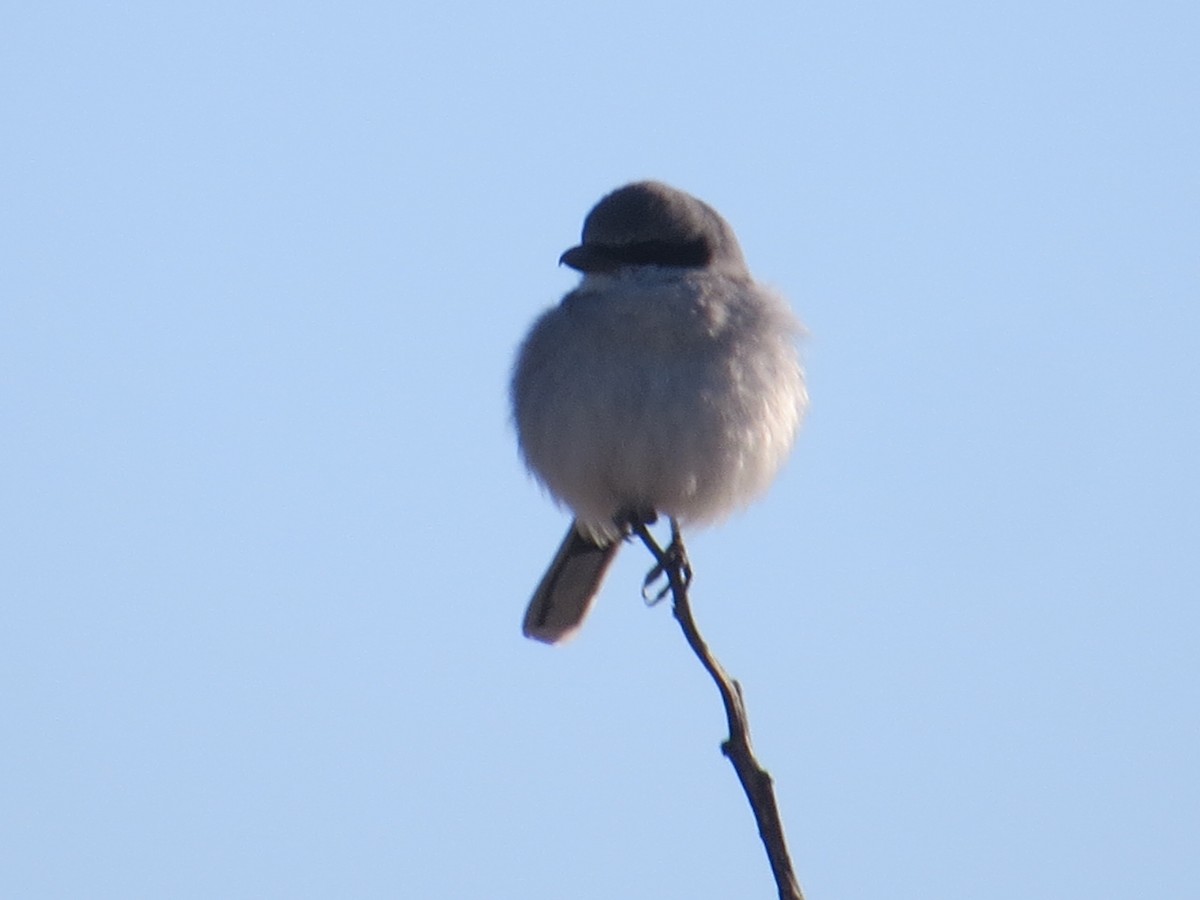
<box><xmin>512</xmin><ymin>181</ymin><xmax>807</xmax><ymax>643</ymax></box>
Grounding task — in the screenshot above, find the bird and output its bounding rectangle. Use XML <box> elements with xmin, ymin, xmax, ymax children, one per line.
<box><xmin>511</xmin><ymin>181</ymin><xmax>807</xmax><ymax>644</ymax></box>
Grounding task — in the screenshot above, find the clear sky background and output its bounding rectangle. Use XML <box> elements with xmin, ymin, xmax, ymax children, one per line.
<box><xmin>3</xmin><ymin>2</ymin><xmax>1197</xmax><ymax>898</ymax></box>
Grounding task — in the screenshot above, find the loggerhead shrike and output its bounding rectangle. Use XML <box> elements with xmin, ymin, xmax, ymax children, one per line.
<box><xmin>512</xmin><ymin>181</ymin><xmax>808</xmax><ymax>644</ymax></box>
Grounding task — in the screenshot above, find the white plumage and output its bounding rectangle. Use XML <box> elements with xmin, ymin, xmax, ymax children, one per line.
<box><xmin>512</xmin><ymin>182</ymin><xmax>807</xmax><ymax>643</ymax></box>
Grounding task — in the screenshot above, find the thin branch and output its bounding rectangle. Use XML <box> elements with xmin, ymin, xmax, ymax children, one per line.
<box><xmin>633</xmin><ymin>519</ymin><xmax>805</xmax><ymax>900</ymax></box>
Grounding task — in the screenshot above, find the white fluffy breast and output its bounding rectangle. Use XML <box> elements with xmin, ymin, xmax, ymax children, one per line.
<box><xmin>512</xmin><ymin>268</ymin><xmax>806</xmax><ymax>540</ymax></box>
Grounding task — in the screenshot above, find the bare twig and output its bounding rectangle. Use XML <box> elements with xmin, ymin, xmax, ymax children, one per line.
<box><xmin>633</xmin><ymin>518</ymin><xmax>805</xmax><ymax>900</ymax></box>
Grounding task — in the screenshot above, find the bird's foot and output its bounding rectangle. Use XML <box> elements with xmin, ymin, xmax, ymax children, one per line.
<box><xmin>640</xmin><ymin>519</ymin><xmax>692</xmax><ymax>605</ymax></box>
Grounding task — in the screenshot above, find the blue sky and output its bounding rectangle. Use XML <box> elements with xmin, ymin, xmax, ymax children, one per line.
<box><xmin>3</xmin><ymin>2</ymin><xmax>1197</xmax><ymax>897</ymax></box>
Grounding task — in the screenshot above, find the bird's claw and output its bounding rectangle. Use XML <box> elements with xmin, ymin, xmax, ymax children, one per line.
<box><xmin>641</xmin><ymin>535</ymin><xmax>692</xmax><ymax>605</ymax></box>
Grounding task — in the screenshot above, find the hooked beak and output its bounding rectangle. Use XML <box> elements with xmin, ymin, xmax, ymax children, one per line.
<box><xmin>559</xmin><ymin>244</ymin><xmax>615</xmax><ymax>273</ymax></box>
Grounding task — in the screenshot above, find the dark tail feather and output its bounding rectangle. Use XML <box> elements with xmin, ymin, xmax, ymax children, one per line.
<box><xmin>522</xmin><ymin>524</ymin><xmax>620</xmax><ymax>644</ymax></box>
